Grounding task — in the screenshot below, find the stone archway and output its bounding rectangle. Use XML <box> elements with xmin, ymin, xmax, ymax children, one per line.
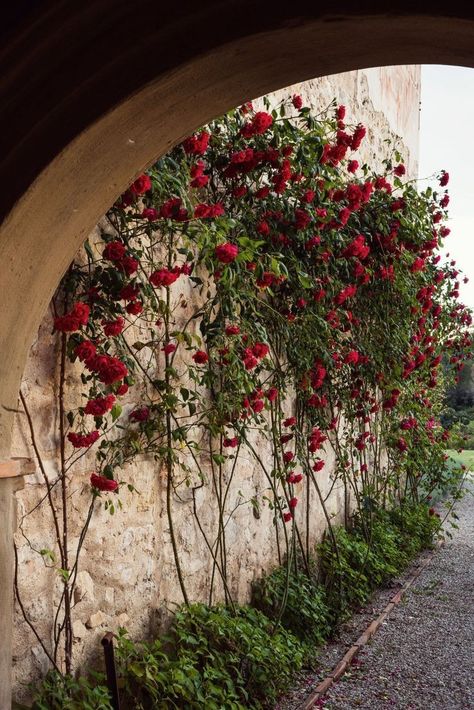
<box><xmin>2</xmin><ymin>3</ymin><xmax>474</xmax><ymax>705</ymax></box>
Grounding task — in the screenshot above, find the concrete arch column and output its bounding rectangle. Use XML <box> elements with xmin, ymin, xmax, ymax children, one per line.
<box><xmin>1</xmin><ymin>2</ymin><xmax>474</xmax><ymax>705</ymax></box>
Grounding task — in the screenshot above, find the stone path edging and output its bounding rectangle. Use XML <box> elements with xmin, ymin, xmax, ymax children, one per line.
<box><xmin>298</xmin><ymin>540</ymin><xmax>444</xmax><ymax>710</ymax></box>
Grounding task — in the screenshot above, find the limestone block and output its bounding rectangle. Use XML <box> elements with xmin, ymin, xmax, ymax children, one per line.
<box><xmin>74</xmin><ymin>570</ymin><xmax>95</xmax><ymax>604</ymax></box>
<box><xmin>117</xmin><ymin>613</ymin><xmax>129</xmax><ymax>627</ymax></box>
<box><xmin>72</xmin><ymin>620</ymin><xmax>87</xmax><ymax>639</ymax></box>
<box><xmin>85</xmin><ymin>610</ymin><xmax>107</xmax><ymax>629</ymax></box>
<box><xmin>104</xmin><ymin>587</ymin><xmax>114</xmax><ymax>605</ymax></box>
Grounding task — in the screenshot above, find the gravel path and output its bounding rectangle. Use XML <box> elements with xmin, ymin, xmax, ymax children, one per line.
<box><xmin>277</xmin><ymin>481</ymin><xmax>474</xmax><ymax>710</ymax></box>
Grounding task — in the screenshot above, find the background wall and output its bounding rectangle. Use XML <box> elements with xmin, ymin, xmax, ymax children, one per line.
<box><xmin>11</xmin><ymin>65</ymin><xmax>420</xmax><ymax>701</ymax></box>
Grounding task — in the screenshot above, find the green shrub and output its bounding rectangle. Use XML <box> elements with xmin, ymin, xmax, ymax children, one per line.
<box><xmin>251</xmin><ymin>566</ymin><xmax>330</xmax><ymax>650</ymax></box>
<box><xmin>319</xmin><ymin>526</ymin><xmax>374</xmax><ymax>614</ymax></box>
<box><xmin>31</xmin><ymin>505</ymin><xmax>440</xmax><ymax>709</ymax></box>
<box><xmin>387</xmin><ymin>503</ymin><xmax>441</xmax><ymax>552</ymax></box>
<box><xmin>318</xmin><ymin>503</ymin><xmax>440</xmax><ymax>617</ymax></box>
<box><xmin>31</xmin><ymin>670</ymin><xmax>112</xmax><ymax>710</ymax></box>
<box><xmin>116</xmin><ymin>603</ymin><xmax>304</xmax><ymax>709</ymax></box>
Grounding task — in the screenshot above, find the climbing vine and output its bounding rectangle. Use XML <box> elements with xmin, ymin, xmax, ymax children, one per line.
<box><xmin>16</xmin><ymin>94</ymin><xmax>471</xmax><ymax>677</ymax></box>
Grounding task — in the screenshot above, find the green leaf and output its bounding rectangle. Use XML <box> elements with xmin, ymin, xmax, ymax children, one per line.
<box><xmin>111</xmin><ymin>403</ymin><xmax>122</xmax><ymax>421</ymax></box>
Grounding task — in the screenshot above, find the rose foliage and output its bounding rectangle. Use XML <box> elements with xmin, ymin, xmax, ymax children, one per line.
<box><xmin>56</xmin><ymin>94</ymin><xmax>471</xmax><ymax>597</ymax></box>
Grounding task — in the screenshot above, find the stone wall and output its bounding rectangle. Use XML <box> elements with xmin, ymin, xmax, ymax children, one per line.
<box><xmin>11</xmin><ymin>65</ymin><xmax>420</xmax><ymax>701</ymax></box>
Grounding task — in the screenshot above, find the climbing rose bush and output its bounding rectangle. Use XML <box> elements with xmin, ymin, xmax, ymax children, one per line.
<box><xmin>54</xmin><ymin>94</ymin><xmax>471</xmax><ymax>593</ymax></box>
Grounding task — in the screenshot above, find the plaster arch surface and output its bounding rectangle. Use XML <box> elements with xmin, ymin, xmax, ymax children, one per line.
<box><xmin>2</xmin><ymin>2</ymin><xmax>474</xmax><ymax>706</ymax></box>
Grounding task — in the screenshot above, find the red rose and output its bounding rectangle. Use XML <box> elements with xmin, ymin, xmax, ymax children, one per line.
<box><xmin>283</xmin><ymin>417</ymin><xmax>296</xmax><ymax>427</ymax></box>
<box><xmin>103</xmin><ymin>241</ymin><xmax>126</xmax><ymax>262</ymax></box>
<box><xmin>130</xmin><ymin>174</ymin><xmax>152</xmax><ymax>195</ymax></box>
<box><xmin>256</xmin><ymin>272</ymin><xmax>275</xmax><ymax>289</ymax></box>
<box><xmin>162</xmin><ymin>343</ymin><xmax>177</xmax><ymax>356</ymax></box>
<box><xmin>102</xmin><ymin>317</ymin><xmax>125</xmax><ymax>337</ymax></box>
<box><xmin>84</xmin><ymin>394</ymin><xmax>116</xmax><ymax>416</ymax></box>
<box><xmin>223</xmin><ymin>437</ymin><xmax>239</xmax><ymax>448</ymax></box>
<box><xmin>192</xmin><ymin>350</ymin><xmax>209</xmax><ymax>364</ymax></box>
<box><xmin>90</xmin><ymin>473</ymin><xmax>118</xmax><ymax>492</ymax></box>
<box><xmin>243</xmin><ymin>354</ymin><xmax>258</xmax><ymax>370</ymax></box>
<box><xmin>211</xmin><ymin>203</ymin><xmax>225</xmax><ymax>218</ymax></box>
<box><xmin>439</xmin><ymin>171</ymin><xmax>449</xmax><ymax>187</ymax></box>
<box><xmin>89</xmin><ymin>354</ymin><xmax>128</xmax><ymax>385</ymax></box>
<box><xmin>75</xmin><ymin>340</ymin><xmax>97</xmax><ymax>362</ymax></box>
<box><xmin>251</xmin><ymin>399</ymin><xmax>264</xmax><ymax>413</ymax></box>
<box><xmin>338</xmin><ymin>207</ymin><xmax>351</xmax><ymax>226</ymax></box>
<box><xmin>341</xmin><ymin>234</ymin><xmax>368</xmax><ymax>259</ymax></box>
<box><xmin>336</xmin><ymin>105</ymin><xmax>346</xmax><ymax>120</ymax></box>
<box><xmin>150</xmin><ymin>268</ymin><xmax>180</xmax><ymax>288</ymax></box>
<box><xmin>54</xmin><ymin>302</ymin><xmax>90</xmax><ymax>333</ymax></box>
<box><xmin>347</xmin><ymin>160</ymin><xmax>359</xmax><ymax>173</ymax></box>
<box><xmin>294</xmin><ymin>208</ymin><xmax>311</xmax><ymax>230</ymax></box>
<box><xmin>215</xmin><ymin>243</ymin><xmax>238</xmax><ymax>264</ymax></box>
<box><xmin>313</xmin><ymin>460</ymin><xmax>324</xmax><ymax>472</ymax></box>
<box><xmin>309</xmin><ymin>427</ymin><xmax>326</xmax><ymax>452</ymax></box>
<box><xmin>289</xmin><ymin>497</ymin><xmax>298</xmax><ymax>509</ymax></box>
<box><xmin>118</xmin><ymin>256</ymin><xmax>139</xmax><ymax>277</ymax></box>
<box><xmin>119</xmin><ymin>284</ymin><xmax>140</xmax><ymax>302</ymax></box>
<box><xmin>292</xmin><ymin>474</ymin><xmax>303</xmax><ymax>484</ymax></box>
<box><xmin>265</xmin><ymin>387</ymin><xmax>278</xmax><ymax>402</ymax></box>
<box><xmin>411</xmin><ymin>257</ymin><xmax>425</xmax><ymax>273</ymax></box>
<box><xmin>180</xmin><ymin>263</ymin><xmax>193</xmax><ymax>276</ymax></box>
<box><xmin>126</xmin><ymin>301</ymin><xmax>143</xmax><ymax>315</ymax></box>
<box><xmin>142</xmin><ymin>207</ymin><xmax>159</xmax><ymax>221</ymax></box>
<box><xmin>283</xmin><ymin>451</ymin><xmax>294</xmax><ymax>463</ymax></box>
<box><xmin>116</xmin><ymin>383</ymin><xmax>129</xmax><ymax>395</ymax></box>
<box><xmin>283</xmin><ymin>512</ymin><xmax>293</xmax><ymax>523</ymax></box>
<box><xmin>334</xmin><ymin>285</ymin><xmax>357</xmax><ymax>306</ymax></box>
<box><xmin>292</xmin><ymin>94</ymin><xmax>303</xmax><ymax>110</ymax></box>
<box><xmin>225</xmin><ymin>325</ymin><xmax>240</xmax><ymax>336</ymax></box>
<box><xmin>394</xmin><ymin>163</ymin><xmax>406</xmax><ymax>176</ymax></box>
<box><xmin>71</xmin><ymin>302</ymin><xmax>89</xmax><ymax>325</ymax></box>
<box><xmin>129</xmin><ymin>406</ymin><xmax>150</xmax><ymax>422</ymax></box>
<box><xmin>255</xmin><ymin>187</ymin><xmax>270</xmax><ymax>199</ymax></box>
<box><xmin>67</xmin><ymin>430</ymin><xmax>100</xmax><ymax>448</ymax></box>
<box><xmin>344</xmin><ymin>350</ymin><xmax>359</xmax><ymax>365</ymax></box>
<box><xmin>351</xmin><ymin>124</ymin><xmax>366</xmax><ymax>150</ymax></box>
<box><xmin>397</xmin><ymin>437</ymin><xmax>408</xmax><ymax>452</ymax></box>
<box><xmin>232</xmin><ymin>185</ymin><xmax>248</xmax><ymax>198</ymax></box>
<box><xmin>240</xmin><ymin>111</ymin><xmax>273</xmax><ymax>138</ymax></box>
<box><xmin>160</xmin><ymin>197</ymin><xmax>188</xmax><ymax>221</ymax></box>
<box><xmin>191</xmin><ymin>174</ymin><xmax>209</xmax><ymax>188</ymax></box>
<box><xmin>252</xmin><ymin>342</ymin><xmax>269</xmax><ymax>359</ymax></box>
<box><xmin>182</xmin><ymin>131</ymin><xmax>210</xmax><ymax>155</ymax></box>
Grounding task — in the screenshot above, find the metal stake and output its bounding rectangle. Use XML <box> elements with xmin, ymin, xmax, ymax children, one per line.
<box><xmin>101</xmin><ymin>632</ymin><xmax>121</xmax><ymax>710</ymax></box>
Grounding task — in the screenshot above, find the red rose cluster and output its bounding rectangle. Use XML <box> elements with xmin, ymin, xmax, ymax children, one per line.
<box><xmin>68</xmin><ymin>430</ymin><xmax>100</xmax><ymax>448</ymax></box>
<box><xmin>103</xmin><ymin>241</ymin><xmax>138</xmax><ymax>277</ymax></box>
<box><xmin>240</xmin><ymin>111</ymin><xmax>273</xmax><ymax>138</ymax></box>
<box><xmin>242</xmin><ymin>342</ymin><xmax>269</xmax><ymax>370</ymax></box>
<box><xmin>215</xmin><ymin>243</ymin><xmax>238</xmax><ymax>264</ymax></box>
<box><xmin>54</xmin><ymin>302</ymin><xmax>90</xmax><ymax>333</ymax></box>
<box><xmin>84</xmin><ymin>394</ymin><xmax>116</xmax><ymax>416</ymax></box>
<box><xmin>90</xmin><ymin>473</ymin><xmax>119</xmax><ymax>492</ymax></box>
